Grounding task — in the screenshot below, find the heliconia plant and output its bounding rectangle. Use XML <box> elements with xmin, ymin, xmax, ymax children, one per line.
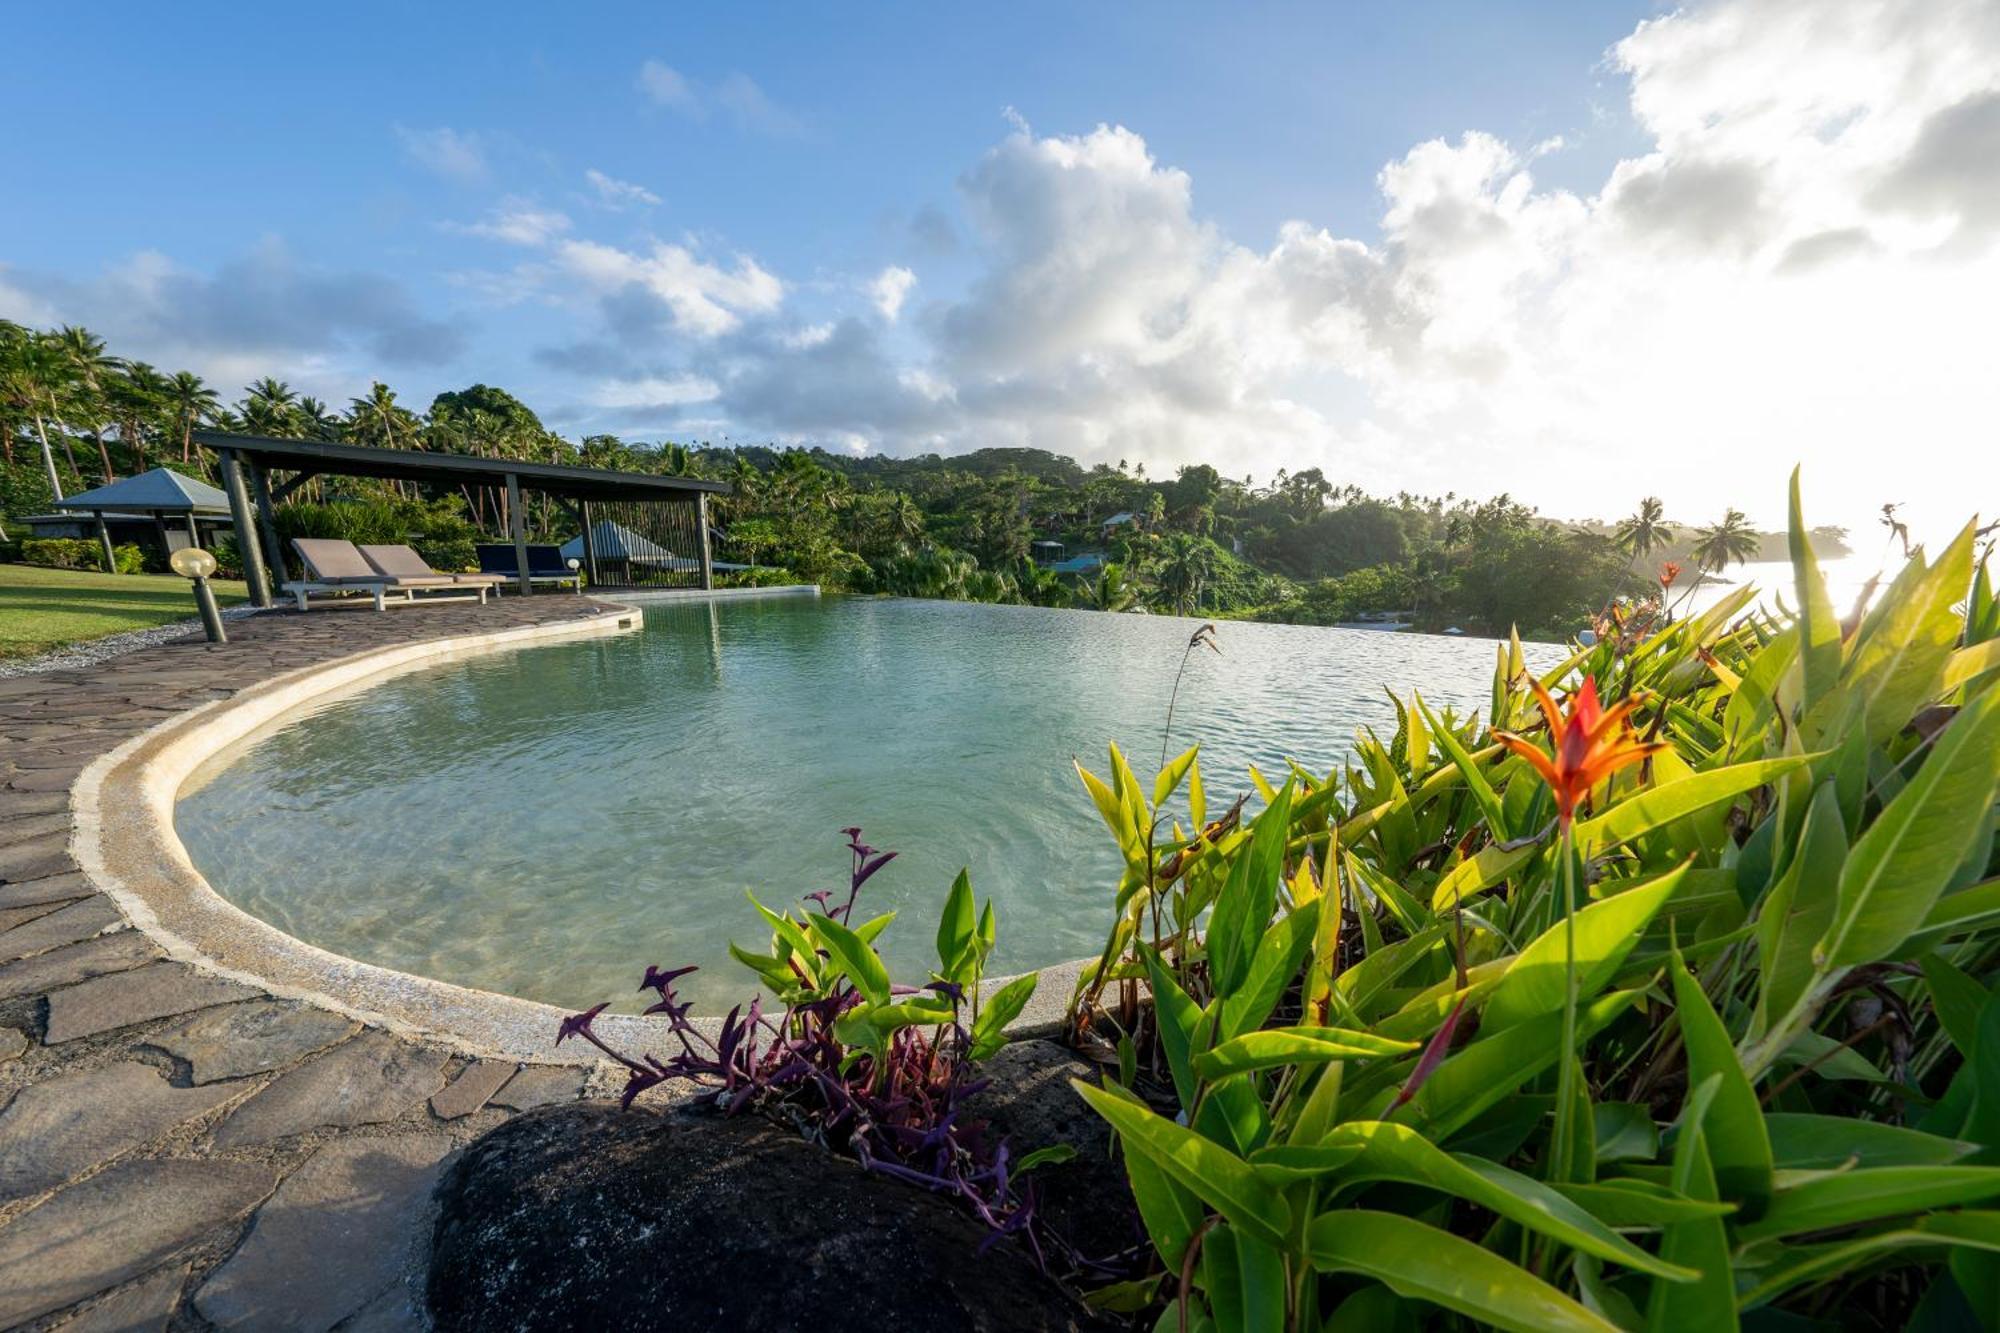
<box><xmin>559</xmin><ymin>826</ymin><xmax>1052</xmax><ymax>1240</ymax></box>
<box><xmin>1064</xmin><ymin>469</ymin><xmax>2000</xmax><ymax>1330</ymax></box>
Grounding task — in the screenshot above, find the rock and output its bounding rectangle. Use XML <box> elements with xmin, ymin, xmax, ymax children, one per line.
<box><xmin>490</xmin><ymin>1064</ymin><xmax>587</xmax><ymax>1111</ymax></box>
<box><xmin>0</xmin><ymin>869</ymin><xmax>95</xmax><ymax>910</ymax></box>
<box><xmin>0</xmin><ymin>788</ymin><xmax>68</xmax><ymax>818</ymax></box>
<box><xmin>0</xmin><ymin>899</ymin><xmax>65</xmax><ymax>934</ymax></box>
<box><xmin>0</xmin><ymin>835</ymin><xmax>72</xmax><ymax>882</ymax></box>
<box><xmin>0</xmin><ymin>1063</ymin><xmax>241</xmax><ymax>1203</ymax></box>
<box><xmin>194</xmin><ymin>1135</ymin><xmax>452</xmax><ymax>1331</ymax></box>
<box><xmin>148</xmin><ymin>999</ymin><xmax>359</xmax><ymax>1084</ymax></box>
<box><xmin>963</xmin><ymin>1040</ymin><xmax>1139</xmax><ymax>1260</ymax></box>
<box><xmin>0</xmin><ymin>894</ymin><xmax>123</xmax><ymax>963</ymax></box>
<box><xmin>45</xmin><ymin>963</ymin><xmax>259</xmax><ymax>1043</ymax></box>
<box><xmin>338</xmin><ymin>1282</ymin><xmax>428</xmax><ymax>1333</ymax></box>
<box><xmin>0</xmin><ymin>1026</ymin><xmax>25</xmax><ymax>1062</ymax></box>
<box><xmin>0</xmin><ymin>1159</ymin><xmax>275</xmax><ymax>1328</ymax></box>
<box><xmin>430</xmin><ymin>1061</ymin><xmax>516</xmax><ymax>1120</ymax></box>
<box><xmin>428</xmin><ymin>1105</ymin><xmax>1096</xmax><ymax>1333</ymax></box>
<box><xmin>0</xmin><ymin>810</ymin><xmax>68</xmax><ymax>847</ymax></box>
<box><xmin>211</xmin><ymin>1031</ymin><xmax>448</xmax><ymax>1149</ymax></box>
<box><xmin>0</xmin><ymin>931</ymin><xmax>159</xmax><ymax>1001</ymax></box>
<box><xmin>49</xmin><ymin>1262</ymin><xmax>186</xmax><ymax>1333</ymax></box>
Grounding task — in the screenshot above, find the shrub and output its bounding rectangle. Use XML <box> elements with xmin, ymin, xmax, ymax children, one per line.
<box><xmin>1062</xmin><ymin>471</ymin><xmax>2000</xmax><ymax>1329</ymax></box>
<box><xmin>560</xmin><ymin>828</ymin><xmax>1056</xmax><ymax>1240</ymax></box>
<box><xmin>20</xmin><ymin>537</ymin><xmax>144</xmax><ymax>573</ymax></box>
<box><xmin>715</xmin><ymin>565</ymin><xmax>798</xmax><ymax>589</ymax></box>
<box><xmin>273</xmin><ymin>496</ymin><xmax>481</xmax><ymax>575</ymax></box>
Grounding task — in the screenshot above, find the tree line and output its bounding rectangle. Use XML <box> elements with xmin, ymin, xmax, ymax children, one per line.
<box><xmin>0</xmin><ymin>319</ymin><xmax>1834</xmax><ymax>638</ymax></box>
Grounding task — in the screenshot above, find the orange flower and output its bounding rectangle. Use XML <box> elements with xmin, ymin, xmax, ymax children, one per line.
<box><xmin>1659</xmin><ymin>561</ymin><xmax>1682</xmax><ymax>589</ymax></box>
<box><xmin>1495</xmin><ymin>676</ymin><xmax>1666</xmax><ymax>826</ymax></box>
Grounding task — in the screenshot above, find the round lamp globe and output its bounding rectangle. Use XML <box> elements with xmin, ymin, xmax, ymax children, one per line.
<box><xmin>170</xmin><ymin>547</ymin><xmax>218</xmax><ymax>579</ymax></box>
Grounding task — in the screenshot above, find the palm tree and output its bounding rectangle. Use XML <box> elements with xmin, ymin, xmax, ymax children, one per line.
<box><xmin>165</xmin><ymin>371</ymin><xmax>220</xmax><ymax>465</ymax></box>
<box><xmin>242</xmin><ymin>378</ymin><xmax>301</xmax><ymax>437</ymax></box>
<box><xmin>1152</xmin><ymin>533</ymin><xmax>1215</xmax><ymax>616</ymax></box>
<box><xmin>1</xmin><ymin>329</ymin><xmax>73</xmax><ymax>498</ymax></box>
<box><xmin>297</xmin><ymin>396</ymin><xmax>343</xmax><ymax>441</ymax></box>
<box><xmin>1691</xmin><ymin>508</ymin><xmax>1760</xmax><ymax>573</ymax></box>
<box><xmin>112</xmin><ymin>360</ymin><xmax>169</xmax><ymax>472</ymax></box>
<box><xmin>55</xmin><ymin>325</ymin><xmax>119</xmax><ymax>482</ymax></box>
<box><xmin>1615</xmin><ymin>497</ymin><xmax>1675</xmax><ymax>560</ymax></box>
<box><xmin>1080</xmin><ymin>560</ymin><xmax>1139</xmax><ymax>612</ymax></box>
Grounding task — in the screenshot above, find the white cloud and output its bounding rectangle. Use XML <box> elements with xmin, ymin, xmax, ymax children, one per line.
<box><xmin>869</xmin><ymin>266</ymin><xmax>916</xmax><ymax>320</ymax></box>
<box><xmin>552</xmin><ymin>238</ymin><xmax>783</xmax><ymax>338</ymax></box>
<box><xmin>633</xmin><ymin>62</ymin><xmax>803</xmax><ymax>135</ymax></box>
<box><xmin>637</xmin><ymin>60</ymin><xmax>699</xmax><ymax>113</ymax></box>
<box><xmin>394</xmin><ymin>125</ymin><xmax>487</xmax><ymax>183</ymax></box>
<box><xmin>584</xmin><ymin>169</ymin><xmax>661</xmax><ymax>208</ymax></box>
<box><xmin>448</xmin><ymin>200</ymin><xmax>572</xmax><ymax>247</ymax></box>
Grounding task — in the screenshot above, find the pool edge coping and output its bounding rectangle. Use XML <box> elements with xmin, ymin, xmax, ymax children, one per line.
<box><xmin>72</xmin><ymin>599</ymin><xmax>1081</xmax><ymax>1065</ymax></box>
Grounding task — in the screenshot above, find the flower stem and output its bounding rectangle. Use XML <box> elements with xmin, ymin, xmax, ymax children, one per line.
<box><xmin>1550</xmin><ymin>821</ymin><xmax>1580</xmax><ymax>1180</ymax></box>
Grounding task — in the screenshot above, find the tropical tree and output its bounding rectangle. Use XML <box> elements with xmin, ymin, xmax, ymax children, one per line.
<box><xmin>165</xmin><ymin>372</ymin><xmax>220</xmax><ymax>465</ymax></box>
<box><xmin>1615</xmin><ymin>495</ymin><xmax>1675</xmax><ymax>558</ymax></box>
<box><xmin>347</xmin><ymin>382</ymin><xmax>417</xmax><ymax>450</ymax></box>
<box><xmin>1151</xmin><ymin>532</ymin><xmax>1215</xmax><ymax>615</ymax></box>
<box><xmin>241</xmin><ymin>378</ymin><xmax>301</xmax><ymax>437</ymax></box>
<box><xmin>55</xmin><ymin>324</ymin><xmax>119</xmax><ymax>482</ymax></box>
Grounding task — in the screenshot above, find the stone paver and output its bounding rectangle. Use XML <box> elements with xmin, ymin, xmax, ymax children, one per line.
<box><xmin>0</xmin><ymin>598</ymin><xmax>626</xmax><ymax>1327</ymax></box>
<box><xmin>0</xmin><ymin>1062</ymin><xmax>242</xmax><ymax>1203</ymax></box>
<box><xmin>0</xmin><ymin>930</ymin><xmax>159</xmax><ymax>1001</ymax></box>
<box><xmin>0</xmin><ymin>869</ymin><xmax>96</xmax><ymax>910</ymax></box>
<box><xmin>194</xmin><ymin>1135</ymin><xmax>453</xmax><ymax>1331</ymax></box>
<box><xmin>0</xmin><ymin>1158</ymin><xmax>276</xmax><ymax>1328</ymax></box>
<box><xmin>148</xmin><ymin>998</ymin><xmax>360</xmax><ymax>1084</ymax></box>
<box><xmin>212</xmin><ymin>1030</ymin><xmax>450</xmax><ymax>1149</ymax></box>
<box><xmin>52</xmin><ymin>1263</ymin><xmax>187</xmax><ymax>1333</ymax></box>
<box><xmin>493</xmin><ymin>1063</ymin><xmax>590</xmax><ymax>1111</ymax></box>
<box><xmin>0</xmin><ymin>893</ymin><xmax>124</xmax><ymax>963</ymax></box>
<box><xmin>45</xmin><ymin>962</ymin><xmax>260</xmax><ymax>1043</ymax></box>
<box><xmin>430</xmin><ymin>1060</ymin><xmax>517</xmax><ymax>1120</ymax></box>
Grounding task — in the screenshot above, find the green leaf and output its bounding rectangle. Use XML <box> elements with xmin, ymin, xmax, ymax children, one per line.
<box><xmin>1819</xmin><ymin>685</ymin><xmax>2000</xmax><ymax>966</ymax></box>
<box><xmin>1755</xmin><ymin>782</ymin><xmax>1846</xmax><ymax>1032</ymax></box>
<box><xmin>1735</xmin><ymin>1165</ymin><xmax>2000</xmax><ymax>1241</ymax></box>
<box><xmin>1482</xmin><ymin>863</ymin><xmax>1690</xmax><ymax>1033</ymax></box>
<box><xmin>1670</xmin><ymin>947</ymin><xmax>1773</xmax><ymax>1209</ymax></box>
<box><xmin>1201</xmin><ymin>1224</ymin><xmax>1286</xmax><ymax>1333</ymax></box>
<box><xmin>1308</xmin><ymin>1210</ymin><xmax>1621</xmax><ymax>1333</ymax></box>
<box><xmin>1218</xmin><ymin>899</ymin><xmax>1321</xmax><ymax>1040</ymax></box>
<box><xmin>1123</xmin><ymin>1132</ymin><xmax>1204</xmax><ymax>1268</ymax></box>
<box><xmin>1072</xmin><ymin>1078</ymin><xmax>1291</xmax><ymax>1249</ymax></box>
<box><xmin>1648</xmin><ymin>1075</ymin><xmax>1737</xmax><ymax>1333</ymax></box>
<box><xmin>1553</xmin><ymin>1179</ymin><xmax>1735</xmax><ymax>1227</ymax></box>
<box><xmin>1193</xmin><ymin>1026</ymin><xmax>1417</xmax><ymax>1079</ymax></box>
<box><xmin>1015</xmin><ymin>1144</ymin><xmax>1079</xmax><ymax>1174</ymax></box>
<box><xmin>1920</xmin><ymin>952</ymin><xmax>1990</xmax><ymax>1058</ymax></box>
<box><xmin>1146</xmin><ymin>948</ymin><xmax>1205</xmax><ymax>1111</ymax></box>
<box><xmin>935</xmin><ymin>870</ymin><xmax>976</xmax><ymax>978</ymax></box>
<box><xmin>807</xmin><ymin>911</ymin><xmax>892</xmax><ymax>1006</ymax></box>
<box><xmin>1790</xmin><ymin>467</ymin><xmax>1841</xmax><ymax>710</ymax></box>
<box><xmin>1155</xmin><ymin>744</ymin><xmax>1199</xmax><ymax>808</ymax></box>
<box><xmin>1822</xmin><ymin>522</ymin><xmax>1976</xmax><ymax>744</ymax></box>
<box><xmin>1740</xmin><ymin>1211</ymin><xmax>2000</xmax><ymax>1308</ymax></box>
<box><xmin>1383</xmin><ymin>990</ymin><xmax>1641</xmax><ymax>1140</ymax></box>
<box><xmin>1419</xmin><ymin>693</ymin><xmax>1510</xmax><ymax>840</ymax></box>
<box><xmin>970</xmin><ymin>972</ymin><xmax>1037</xmax><ymax>1060</ymax></box>
<box><xmin>1575</xmin><ymin>757</ymin><xmax>1810</xmax><ymax>857</ymax></box>
<box><xmin>1764</xmin><ymin>1113</ymin><xmax>1976</xmax><ymax>1169</ymax></box>
<box><xmin>1324</xmin><ymin>1120</ymin><xmax>1697</xmax><ymax>1280</ymax></box>
<box><xmin>1593</xmin><ymin>1102</ymin><xmax>1659</xmax><ymax>1163</ymax></box>
<box><xmin>1207</xmin><ymin>782</ymin><xmax>1293</xmax><ymax>999</ymax></box>
<box><xmin>746</xmin><ymin>892</ymin><xmax>819</xmax><ymax>983</ymax></box>
<box><xmin>1243</xmin><ymin>1142</ymin><xmax>1365</xmax><ymax>1184</ymax></box>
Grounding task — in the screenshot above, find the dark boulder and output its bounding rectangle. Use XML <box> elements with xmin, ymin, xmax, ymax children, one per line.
<box><xmin>428</xmin><ymin>1101</ymin><xmax>1100</xmax><ymax>1333</ymax></box>
<box><xmin>963</xmin><ymin>1039</ymin><xmax>1143</xmax><ymax>1262</ymax></box>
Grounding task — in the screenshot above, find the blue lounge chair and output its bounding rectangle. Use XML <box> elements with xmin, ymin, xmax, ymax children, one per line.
<box><xmin>476</xmin><ymin>543</ymin><xmax>582</xmax><ymax>592</ymax></box>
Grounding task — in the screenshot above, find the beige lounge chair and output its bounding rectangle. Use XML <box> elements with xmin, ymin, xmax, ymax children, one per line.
<box><xmin>283</xmin><ymin>538</ymin><xmax>481</xmax><ymax>611</ymax></box>
<box><xmin>359</xmin><ymin>544</ymin><xmax>508</xmax><ymax>597</ymax></box>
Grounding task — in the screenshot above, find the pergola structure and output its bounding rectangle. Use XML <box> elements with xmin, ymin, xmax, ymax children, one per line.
<box><xmin>192</xmin><ymin>431</ymin><xmax>731</xmax><ymax>608</ymax></box>
<box><xmin>48</xmin><ymin>467</ymin><xmax>233</xmax><ymax>572</ymax></box>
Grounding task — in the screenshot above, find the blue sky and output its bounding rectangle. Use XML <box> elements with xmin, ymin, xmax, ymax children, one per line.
<box><xmin>5</xmin><ymin>1</ymin><xmax>1996</xmax><ymax>542</ymax></box>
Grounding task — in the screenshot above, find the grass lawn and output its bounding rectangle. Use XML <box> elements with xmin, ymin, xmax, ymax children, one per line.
<box><xmin>0</xmin><ymin>563</ymin><xmax>250</xmax><ymax>660</ymax></box>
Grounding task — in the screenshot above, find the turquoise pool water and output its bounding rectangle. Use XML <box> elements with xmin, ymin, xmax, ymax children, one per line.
<box><xmin>178</xmin><ymin>596</ymin><xmax>1559</xmax><ymax>1013</ymax></box>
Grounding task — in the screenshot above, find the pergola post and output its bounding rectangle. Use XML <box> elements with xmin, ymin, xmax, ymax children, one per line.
<box><xmin>697</xmin><ymin>493</ymin><xmax>714</xmax><ymax>591</ymax></box>
<box><xmin>506</xmin><ymin>472</ymin><xmax>531</xmax><ymax>596</ymax></box>
<box><xmin>249</xmin><ymin>460</ymin><xmax>288</xmax><ymax>585</ymax></box>
<box><xmin>150</xmin><ymin>509</ymin><xmax>173</xmax><ymax>562</ymax></box>
<box><xmin>93</xmin><ymin>511</ymin><xmax>117</xmax><ymax>574</ymax></box>
<box><xmin>218</xmin><ymin>449</ymin><xmax>272</xmax><ymax>607</ymax></box>
<box><xmin>579</xmin><ymin>500</ymin><xmax>600</xmax><ymax>588</ymax></box>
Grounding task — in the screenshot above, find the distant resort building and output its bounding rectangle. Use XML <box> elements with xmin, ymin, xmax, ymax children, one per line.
<box><xmin>22</xmin><ymin>467</ymin><xmax>235</xmax><ymax>561</ymax></box>
<box><xmin>1030</xmin><ymin>539</ymin><xmax>1065</xmax><ymax>565</ymax></box>
<box><xmin>1099</xmin><ymin>511</ymin><xmax>1140</xmax><ymax>537</ymax></box>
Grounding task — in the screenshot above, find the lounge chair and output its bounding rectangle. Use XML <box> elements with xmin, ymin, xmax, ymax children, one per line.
<box><xmin>476</xmin><ymin>543</ymin><xmax>582</xmax><ymax>592</ymax></box>
<box><xmin>359</xmin><ymin>543</ymin><xmax>508</xmax><ymax>596</ymax></box>
<box><xmin>282</xmin><ymin>538</ymin><xmax>484</xmax><ymax>611</ymax></box>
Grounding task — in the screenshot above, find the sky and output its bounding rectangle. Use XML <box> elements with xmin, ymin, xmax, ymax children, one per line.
<box><xmin>4</xmin><ymin>0</ymin><xmax>1996</xmax><ymax>548</ymax></box>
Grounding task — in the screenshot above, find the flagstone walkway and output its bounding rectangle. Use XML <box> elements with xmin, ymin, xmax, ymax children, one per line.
<box><xmin>0</xmin><ymin>598</ymin><xmax>631</xmax><ymax>1332</ymax></box>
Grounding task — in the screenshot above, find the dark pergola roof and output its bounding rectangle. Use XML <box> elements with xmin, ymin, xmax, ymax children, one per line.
<box><xmin>193</xmin><ymin>431</ymin><xmax>730</xmax><ymax>501</ymax></box>
<box><xmin>53</xmin><ymin>467</ymin><xmax>232</xmax><ymax>515</ymax></box>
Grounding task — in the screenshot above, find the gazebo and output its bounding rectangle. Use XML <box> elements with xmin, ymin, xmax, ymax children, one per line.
<box><xmin>48</xmin><ymin>468</ymin><xmax>235</xmax><ymax>572</ymax></box>
<box><xmin>192</xmin><ymin>432</ymin><xmax>731</xmax><ymax>606</ymax></box>
<box><xmin>559</xmin><ymin>519</ymin><xmax>750</xmax><ymax>579</ymax></box>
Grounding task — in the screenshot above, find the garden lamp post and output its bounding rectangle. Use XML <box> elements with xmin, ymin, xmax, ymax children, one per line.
<box><xmin>171</xmin><ymin>547</ymin><xmax>228</xmax><ymax>644</ymax></box>
<box><xmin>568</xmin><ymin>557</ymin><xmax>582</xmax><ymax>593</ymax></box>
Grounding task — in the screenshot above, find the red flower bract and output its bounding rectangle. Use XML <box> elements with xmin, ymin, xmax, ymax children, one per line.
<box><xmin>1495</xmin><ymin>676</ymin><xmax>1666</xmax><ymax>826</ymax></box>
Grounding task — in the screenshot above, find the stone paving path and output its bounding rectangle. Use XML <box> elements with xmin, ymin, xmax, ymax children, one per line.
<box><xmin>0</xmin><ymin>599</ymin><xmax>630</xmax><ymax>1331</ymax></box>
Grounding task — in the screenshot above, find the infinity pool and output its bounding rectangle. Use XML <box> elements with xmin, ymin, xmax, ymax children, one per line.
<box><xmin>178</xmin><ymin>596</ymin><xmax>1559</xmax><ymax>1013</ymax></box>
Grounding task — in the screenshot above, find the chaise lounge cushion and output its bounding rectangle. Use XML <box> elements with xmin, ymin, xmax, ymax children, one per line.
<box><xmin>359</xmin><ymin>543</ymin><xmax>507</xmax><ymax>587</ymax></box>
<box><xmin>292</xmin><ymin>538</ymin><xmax>392</xmax><ymax>584</ymax></box>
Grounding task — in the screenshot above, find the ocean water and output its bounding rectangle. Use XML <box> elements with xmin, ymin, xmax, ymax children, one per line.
<box><xmin>179</xmin><ymin>596</ymin><xmax>1562</xmax><ymax>1013</ymax></box>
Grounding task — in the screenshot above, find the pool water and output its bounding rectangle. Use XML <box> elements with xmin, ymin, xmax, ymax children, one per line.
<box><xmin>178</xmin><ymin>596</ymin><xmax>1559</xmax><ymax>1013</ymax></box>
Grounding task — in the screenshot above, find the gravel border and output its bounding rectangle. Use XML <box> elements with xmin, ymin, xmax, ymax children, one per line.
<box><xmin>0</xmin><ymin>607</ymin><xmax>265</xmax><ymax>679</ymax></box>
